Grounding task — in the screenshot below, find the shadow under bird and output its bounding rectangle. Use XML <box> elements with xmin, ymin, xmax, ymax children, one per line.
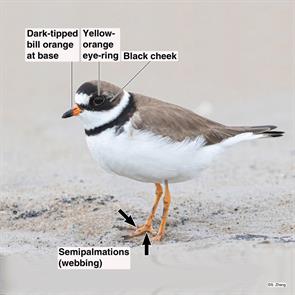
<box><xmin>62</xmin><ymin>80</ymin><xmax>284</xmax><ymax>241</ymax></box>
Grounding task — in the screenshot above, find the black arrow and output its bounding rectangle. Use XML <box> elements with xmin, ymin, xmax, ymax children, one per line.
<box><xmin>118</xmin><ymin>209</ymin><xmax>136</xmax><ymax>227</ymax></box>
<box><xmin>142</xmin><ymin>233</ymin><xmax>151</xmax><ymax>255</ymax></box>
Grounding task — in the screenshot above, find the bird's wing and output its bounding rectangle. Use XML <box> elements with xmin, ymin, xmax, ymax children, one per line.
<box><xmin>131</xmin><ymin>93</ymin><xmax>237</xmax><ymax>145</ymax></box>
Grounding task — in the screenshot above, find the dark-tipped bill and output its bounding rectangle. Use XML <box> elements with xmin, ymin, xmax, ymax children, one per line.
<box><xmin>62</xmin><ymin>104</ymin><xmax>81</xmax><ymax>119</ymax></box>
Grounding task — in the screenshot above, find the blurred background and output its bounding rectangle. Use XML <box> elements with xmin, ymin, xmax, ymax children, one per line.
<box><xmin>1</xmin><ymin>1</ymin><xmax>293</xmax><ymax>195</ymax></box>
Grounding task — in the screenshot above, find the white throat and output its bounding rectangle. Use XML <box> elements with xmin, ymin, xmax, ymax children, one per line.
<box><xmin>78</xmin><ymin>91</ymin><xmax>130</xmax><ymax>130</ymax></box>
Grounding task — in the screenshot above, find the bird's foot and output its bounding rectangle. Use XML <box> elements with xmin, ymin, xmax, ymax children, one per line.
<box><xmin>130</xmin><ymin>224</ymin><xmax>155</xmax><ymax>237</ymax></box>
<box><xmin>152</xmin><ymin>232</ymin><xmax>165</xmax><ymax>242</ymax></box>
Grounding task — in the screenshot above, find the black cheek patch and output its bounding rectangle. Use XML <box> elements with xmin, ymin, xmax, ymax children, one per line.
<box><xmin>80</xmin><ymin>96</ymin><xmax>114</xmax><ymax>112</ymax></box>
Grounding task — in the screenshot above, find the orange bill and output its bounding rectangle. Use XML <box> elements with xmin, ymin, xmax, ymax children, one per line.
<box><xmin>62</xmin><ymin>104</ymin><xmax>81</xmax><ymax>118</ymax></box>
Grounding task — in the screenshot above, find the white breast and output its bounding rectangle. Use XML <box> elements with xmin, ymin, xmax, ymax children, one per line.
<box><xmin>85</xmin><ymin>123</ymin><xmax>225</xmax><ymax>183</ymax></box>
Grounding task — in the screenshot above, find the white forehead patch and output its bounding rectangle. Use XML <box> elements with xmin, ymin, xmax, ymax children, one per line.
<box><xmin>75</xmin><ymin>92</ymin><xmax>90</xmax><ymax>105</ymax></box>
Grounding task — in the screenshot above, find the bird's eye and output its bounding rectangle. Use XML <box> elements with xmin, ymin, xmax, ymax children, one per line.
<box><xmin>92</xmin><ymin>96</ymin><xmax>105</xmax><ymax>106</ymax></box>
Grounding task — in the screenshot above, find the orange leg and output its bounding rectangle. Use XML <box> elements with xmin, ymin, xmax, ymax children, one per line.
<box><xmin>152</xmin><ymin>180</ymin><xmax>171</xmax><ymax>241</ymax></box>
<box><xmin>131</xmin><ymin>183</ymin><xmax>163</xmax><ymax>236</ymax></box>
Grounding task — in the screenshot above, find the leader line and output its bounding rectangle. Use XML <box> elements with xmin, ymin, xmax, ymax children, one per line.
<box><xmin>70</xmin><ymin>61</ymin><xmax>73</xmax><ymax>107</ymax></box>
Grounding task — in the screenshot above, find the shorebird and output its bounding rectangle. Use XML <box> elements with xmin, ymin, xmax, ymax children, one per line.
<box><xmin>62</xmin><ymin>80</ymin><xmax>283</xmax><ymax>241</ymax></box>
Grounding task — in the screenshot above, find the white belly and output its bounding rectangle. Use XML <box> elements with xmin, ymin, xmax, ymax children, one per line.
<box><xmin>85</xmin><ymin>125</ymin><xmax>224</xmax><ymax>183</ymax></box>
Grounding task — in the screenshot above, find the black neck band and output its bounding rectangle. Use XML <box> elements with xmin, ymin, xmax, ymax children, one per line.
<box><xmin>84</xmin><ymin>93</ymin><xmax>136</xmax><ymax>137</ymax></box>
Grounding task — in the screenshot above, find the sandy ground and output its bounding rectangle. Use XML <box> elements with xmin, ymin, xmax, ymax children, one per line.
<box><xmin>0</xmin><ymin>161</ymin><xmax>295</xmax><ymax>253</ymax></box>
<box><xmin>1</xmin><ymin>1</ymin><xmax>295</xmax><ymax>294</ymax></box>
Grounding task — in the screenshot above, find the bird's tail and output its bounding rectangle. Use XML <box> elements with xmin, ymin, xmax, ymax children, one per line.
<box><xmin>227</xmin><ymin>125</ymin><xmax>284</xmax><ymax>138</ymax></box>
<box><xmin>219</xmin><ymin>125</ymin><xmax>284</xmax><ymax>147</ymax></box>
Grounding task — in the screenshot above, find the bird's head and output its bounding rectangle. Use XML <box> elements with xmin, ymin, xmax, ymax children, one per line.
<box><xmin>62</xmin><ymin>80</ymin><xmax>125</xmax><ymax>129</ymax></box>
